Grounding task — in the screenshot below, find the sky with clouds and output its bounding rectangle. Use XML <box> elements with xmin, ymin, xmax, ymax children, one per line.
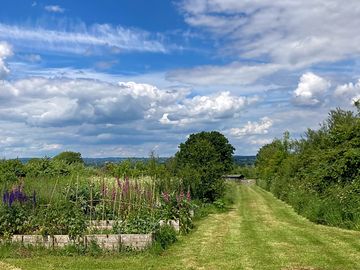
<box><xmin>0</xmin><ymin>0</ymin><xmax>360</xmax><ymax>158</ymax></box>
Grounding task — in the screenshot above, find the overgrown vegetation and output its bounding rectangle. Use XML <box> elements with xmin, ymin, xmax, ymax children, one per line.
<box><xmin>0</xmin><ymin>131</ymin><xmax>236</xmax><ymax>253</ymax></box>
<box><xmin>256</xmin><ymin>103</ymin><xmax>360</xmax><ymax>230</ymax></box>
<box><xmin>2</xmin><ymin>184</ymin><xmax>360</xmax><ymax>270</ymax></box>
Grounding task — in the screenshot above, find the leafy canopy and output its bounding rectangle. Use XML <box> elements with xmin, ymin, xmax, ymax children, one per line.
<box><xmin>175</xmin><ymin>131</ymin><xmax>235</xmax><ymax>202</ymax></box>
<box><xmin>53</xmin><ymin>151</ymin><xmax>84</xmax><ymax>165</ymax></box>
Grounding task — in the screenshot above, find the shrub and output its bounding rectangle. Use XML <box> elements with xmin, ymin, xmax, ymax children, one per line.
<box><xmin>154</xmin><ymin>224</ymin><xmax>177</xmax><ymax>249</ymax></box>
<box><xmin>0</xmin><ymin>159</ymin><xmax>25</xmax><ymax>184</ymax></box>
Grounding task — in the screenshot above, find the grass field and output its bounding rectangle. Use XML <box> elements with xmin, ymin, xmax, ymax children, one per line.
<box><xmin>1</xmin><ymin>183</ymin><xmax>360</xmax><ymax>270</ymax></box>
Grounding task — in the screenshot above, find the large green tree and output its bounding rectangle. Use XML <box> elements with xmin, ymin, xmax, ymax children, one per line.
<box><xmin>175</xmin><ymin>131</ymin><xmax>235</xmax><ymax>201</ymax></box>
<box><xmin>53</xmin><ymin>151</ymin><xmax>84</xmax><ymax>165</ymax></box>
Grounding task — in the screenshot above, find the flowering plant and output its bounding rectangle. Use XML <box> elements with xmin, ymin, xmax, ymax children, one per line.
<box><xmin>160</xmin><ymin>188</ymin><xmax>193</xmax><ymax>233</ymax></box>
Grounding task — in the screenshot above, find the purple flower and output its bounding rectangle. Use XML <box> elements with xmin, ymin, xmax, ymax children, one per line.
<box><xmin>186</xmin><ymin>189</ymin><xmax>191</xmax><ymax>201</ymax></box>
<box><xmin>2</xmin><ymin>185</ymin><xmax>31</xmax><ymax>207</ymax></box>
<box><xmin>9</xmin><ymin>192</ymin><xmax>15</xmax><ymax>207</ymax></box>
<box><xmin>162</xmin><ymin>192</ymin><xmax>170</xmax><ymax>203</ymax></box>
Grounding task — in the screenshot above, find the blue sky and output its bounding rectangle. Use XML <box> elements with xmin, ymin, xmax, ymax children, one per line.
<box><xmin>0</xmin><ymin>0</ymin><xmax>360</xmax><ymax>158</ymax></box>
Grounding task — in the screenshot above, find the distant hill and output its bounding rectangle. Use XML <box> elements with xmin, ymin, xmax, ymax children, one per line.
<box><xmin>18</xmin><ymin>155</ymin><xmax>255</xmax><ymax>166</ymax></box>
<box><xmin>233</xmin><ymin>156</ymin><xmax>256</xmax><ymax>166</ymax></box>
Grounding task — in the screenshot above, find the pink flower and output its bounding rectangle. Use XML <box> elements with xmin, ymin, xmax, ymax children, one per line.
<box><xmin>186</xmin><ymin>189</ymin><xmax>191</xmax><ymax>201</ymax></box>
<box><xmin>162</xmin><ymin>192</ymin><xmax>170</xmax><ymax>203</ymax></box>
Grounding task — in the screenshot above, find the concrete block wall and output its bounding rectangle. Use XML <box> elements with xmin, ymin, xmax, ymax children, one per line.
<box><xmin>10</xmin><ymin>233</ymin><xmax>153</xmax><ymax>251</ymax></box>
<box><xmin>12</xmin><ymin>235</ymin><xmax>52</xmax><ymax>248</ymax></box>
<box><xmin>86</xmin><ymin>234</ymin><xmax>120</xmax><ymax>250</ymax></box>
<box><xmin>53</xmin><ymin>235</ymin><xmax>71</xmax><ymax>248</ymax></box>
<box><xmin>120</xmin><ymin>234</ymin><xmax>152</xmax><ymax>250</ymax></box>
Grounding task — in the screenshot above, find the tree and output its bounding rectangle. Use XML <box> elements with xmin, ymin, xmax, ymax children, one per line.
<box><xmin>53</xmin><ymin>151</ymin><xmax>84</xmax><ymax>165</ymax></box>
<box><xmin>175</xmin><ymin>131</ymin><xmax>235</xmax><ymax>201</ymax></box>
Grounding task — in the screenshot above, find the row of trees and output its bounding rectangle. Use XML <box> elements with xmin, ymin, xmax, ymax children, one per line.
<box><xmin>256</xmin><ymin>104</ymin><xmax>360</xmax><ymax>229</ymax></box>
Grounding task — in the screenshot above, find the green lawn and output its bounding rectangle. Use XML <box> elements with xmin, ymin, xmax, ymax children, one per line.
<box><xmin>1</xmin><ymin>184</ymin><xmax>360</xmax><ymax>270</ymax></box>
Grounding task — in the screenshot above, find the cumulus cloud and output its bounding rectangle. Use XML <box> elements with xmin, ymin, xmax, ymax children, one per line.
<box><xmin>230</xmin><ymin>117</ymin><xmax>273</xmax><ymax>137</ymax></box>
<box><xmin>0</xmin><ymin>79</ymin><xmax>192</xmax><ymax>127</ymax></box>
<box><xmin>0</xmin><ymin>22</ymin><xmax>167</xmax><ymax>55</ymax></box>
<box><xmin>0</xmin><ymin>74</ymin><xmax>260</xmax><ymax>157</ymax></box>
<box><xmin>334</xmin><ymin>79</ymin><xmax>360</xmax><ymax>105</ymax></box>
<box><xmin>44</xmin><ymin>5</ymin><xmax>65</xmax><ymax>13</ymax></box>
<box><xmin>0</xmin><ymin>78</ymin><xmax>253</xmax><ymax>130</ymax></box>
<box><xmin>292</xmin><ymin>72</ymin><xmax>330</xmax><ymax>106</ymax></box>
<box><xmin>0</xmin><ymin>41</ymin><xmax>12</xmax><ymax>79</ymax></box>
<box><xmin>159</xmin><ymin>91</ymin><xmax>256</xmax><ymax>126</ymax></box>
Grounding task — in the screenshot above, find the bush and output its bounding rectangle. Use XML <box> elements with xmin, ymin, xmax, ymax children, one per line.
<box><xmin>0</xmin><ymin>204</ymin><xmax>31</xmax><ymax>237</ymax></box>
<box><xmin>0</xmin><ymin>159</ymin><xmax>25</xmax><ymax>184</ymax></box>
<box><xmin>154</xmin><ymin>224</ymin><xmax>177</xmax><ymax>250</ymax></box>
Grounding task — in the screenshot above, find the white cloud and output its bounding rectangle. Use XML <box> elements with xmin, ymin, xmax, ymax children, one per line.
<box><xmin>249</xmin><ymin>138</ymin><xmax>273</xmax><ymax>146</ymax></box>
<box><xmin>159</xmin><ymin>91</ymin><xmax>256</xmax><ymax>126</ymax></box>
<box><xmin>0</xmin><ymin>74</ymin><xmax>261</xmax><ymax>157</ymax></box>
<box><xmin>1</xmin><ymin>78</ymin><xmax>253</xmax><ymax>129</ymax></box>
<box><xmin>0</xmin><ymin>23</ymin><xmax>167</xmax><ymax>55</ymax></box>
<box><xmin>21</xmin><ymin>54</ymin><xmax>42</xmax><ymax>63</ymax></box>
<box><xmin>167</xmin><ymin>62</ymin><xmax>281</xmax><ymax>86</ymax></box>
<box><xmin>44</xmin><ymin>5</ymin><xmax>65</xmax><ymax>13</ymax></box>
<box><xmin>0</xmin><ymin>78</ymin><xmax>189</xmax><ymax>126</ymax></box>
<box><xmin>180</xmin><ymin>0</ymin><xmax>360</xmax><ymax>67</ymax></box>
<box><xmin>0</xmin><ymin>41</ymin><xmax>12</xmax><ymax>79</ymax></box>
<box><xmin>334</xmin><ymin>79</ymin><xmax>360</xmax><ymax>105</ymax></box>
<box><xmin>230</xmin><ymin>117</ymin><xmax>273</xmax><ymax>137</ymax></box>
<box><xmin>173</xmin><ymin>0</ymin><xmax>360</xmax><ymax>87</ymax></box>
<box><xmin>292</xmin><ymin>72</ymin><xmax>330</xmax><ymax>106</ymax></box>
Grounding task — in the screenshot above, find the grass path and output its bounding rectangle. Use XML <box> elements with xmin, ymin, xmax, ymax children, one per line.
<box><xmin>2</xmin><ymin>184</ymin><xmax>360</xmax><ymax>269</ymax></box>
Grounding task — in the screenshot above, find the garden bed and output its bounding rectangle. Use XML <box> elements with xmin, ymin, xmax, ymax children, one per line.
<box><xmin>9</xmin><ymin>233</ymin><xmax>153</xmax><ymax>250</ymax></box>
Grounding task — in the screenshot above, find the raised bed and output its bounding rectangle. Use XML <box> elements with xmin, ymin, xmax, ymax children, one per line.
<box><xmin>10</xmin><ymin>233</ymin><xmax>153</xmax><ymax>251</ymax></box>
